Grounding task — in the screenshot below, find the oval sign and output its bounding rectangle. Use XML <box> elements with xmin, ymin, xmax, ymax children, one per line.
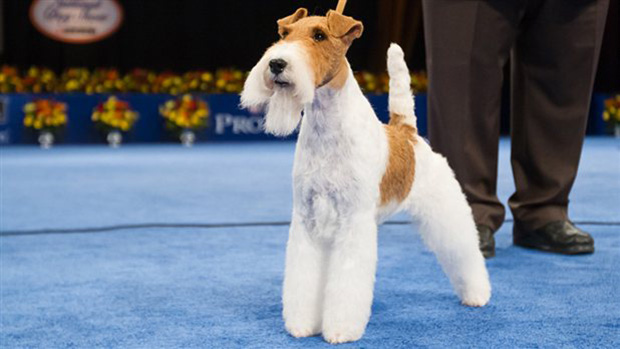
<box><xmin>30</xmin><ymin>0</ymin><xmax>124</xmax><ymax>44</ymax></box>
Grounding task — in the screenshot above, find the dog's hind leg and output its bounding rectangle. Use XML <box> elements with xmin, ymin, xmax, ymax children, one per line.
<box><xmin>282</xmin><ymin>215</ymin><xmax>326</xmax><ymax>337</ymax></box>
<box><xmin>321</xmin><ymin>214</ymin><xmax>377</xmax><ymax>344</ymax></box>
<box><xmin>408</xmin><ymin>141</ymin><xmax>491</xmax><ymax>307</ymax></box>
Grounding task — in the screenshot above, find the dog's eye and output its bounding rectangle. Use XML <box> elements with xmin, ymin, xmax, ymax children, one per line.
<box><xmin>281</xmin><ymin>30</ymin><xmax>289</xmax><ymax>39</ymax></box>
<box><xmin>313</xmin><ymin>30</ymin><xmax>326</xmax><ymax>42</ymax></box>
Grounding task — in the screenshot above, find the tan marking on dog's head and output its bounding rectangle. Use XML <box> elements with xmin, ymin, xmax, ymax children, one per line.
<box><xmin>380</xmin><ymin>121</ymin><xmax>417</xmax><ymax>206</ymax></box>
<box><xmin>276</xmin><ymin>8</ymin><xmax>363</xmax><ymax>89</ymax></box>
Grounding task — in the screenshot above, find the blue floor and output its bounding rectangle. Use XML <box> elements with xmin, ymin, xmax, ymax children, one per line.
<box><xmin>1</xmin><ymin>138</ymin><xmax>619</xmax><ymax>348</ymax></box>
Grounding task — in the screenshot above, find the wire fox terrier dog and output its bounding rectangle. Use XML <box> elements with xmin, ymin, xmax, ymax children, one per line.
<box><xmin>240</xmin><ymin>8</ymin><xmax>491</xmax><ymax>344</ymax></box>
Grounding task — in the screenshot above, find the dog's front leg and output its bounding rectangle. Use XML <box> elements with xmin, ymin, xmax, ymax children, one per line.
<box><xmin>282</xmin><ymin>215</ymin><xmax>325</xmax><ymax>338</ymax></box>
<box><xmin>322</xmin><ymin>215</ymin><xmax>377</xmax><ymax>344</ymax></box>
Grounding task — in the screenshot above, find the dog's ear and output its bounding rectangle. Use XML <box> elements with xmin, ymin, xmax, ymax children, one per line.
<box><xmin>277</xmin><ymin>8</ymin><xmax>308</xmax><ymax>29</ymax></box>
<box><xmin>326</xmin><ymin>10</ymin><xmax>363</xmax><ymax>45</ymax></box>
<box><xmin>277</xmin><ymin>8</ymin><xmax>308</xmax><ymax>38</ymax></box>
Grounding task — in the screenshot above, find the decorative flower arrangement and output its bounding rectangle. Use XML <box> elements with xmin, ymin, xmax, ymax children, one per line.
<box><xmin>214</xmin><ymin>69</ymin><xmax>246</xmax><ymax>93</ymax></box>
<box><xmin>23</xmin><ymin>99</ymin><xmax>67</xmax><ymax>130</ymax></box>
<box><xmin>151</xmin><ymin>70</ymin><xmax>215</xmax><ymax>94</ymax></box>
<box><xmin>83</xmin><ymin>68</ymin><xmax>123</xmax><ymax>94</ymax></box>
<box><xmin>60</xmin><ymin>67</ymin><xmax>91</xmax><ymax>92</ymax></box>
<box><xmin>23</xmin><ymin>99</ymin><xmax>68</xmax><ymax>148</ymax></box>
<box><xmin>0</xmin><ymin>65</ymin><xmax>24</xmax><ymax>93</ymax></box>
<box><xmin>602</xmin><ymin>95</ymin><xmax>620</xmax><ymax>125</ymax></box>
<box><xmin>92</xmin><ymin>96</ymin><xmax>139</xmax><ymax>132</ymax></box>
<box><xmin>124</xmin><ymin>68</ymin><xmax>157</xmax><ymax>94</ymax></box>
<box><xmin>355</xmin><ymin>72</ymin><xmax>382</xmax><ymax>94</ymax></box>
<box><xmin>160</xmin><ymin>94</ymin><xmax>209</xmax><ymax>130</ymax></box>
<box><xmin>160</xmin><ymin>94</ymin><xmax>209</xmax><ymax>146</ymax></box>
<box><xmin>183</xmin><ymin>71</ymin><xmax>214</xmax><ymax>93</ymax></box>
<box><xmin>91</xmin><ymin>96</ymin><xmax>138</xmax><ymax>147</ymax></box>
<box><xmin>603</xmin><ymin>94</ymin><xmax>620</xmax><ymax>137</ymax></box>
<box><xmin>152</xmin><ymin>71</ymin><xmax>185</xmax><ymax>95</ymax></box>
<box><xmin>410</xmin><ymin>71</ymin><xmax>428</xmax><ymax>94</ymax></box>
<box><xmin>21</xmin><ymin>67</ymin><xmax>57</xmax><ymax>93</ymax></box>
<box><xmin>1</xmin><ymin>65</ymin><xmax>428</xmax><ymax>95</ymax></box>
<box><xmin>355</xmin><ymin>71</ymin><xmax>428</xmax><ymax>94</ymax></box>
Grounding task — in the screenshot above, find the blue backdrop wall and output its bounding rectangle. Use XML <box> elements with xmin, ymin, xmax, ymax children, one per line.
<box><xmin>0</xmin><ymin>93</ymin><xmax>612</xmax><ymax>145</ymax></box>
<box><xmin>0</xmin><ymin>94</ymin><xmax>427</xmax><ymax>144</ymax></box>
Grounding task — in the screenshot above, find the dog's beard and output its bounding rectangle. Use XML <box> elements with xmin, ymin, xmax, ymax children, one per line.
<box><xmin>264</xmin><ymin>89</ymin><xmax>303</xmax><ymax>136</ymax></box>
<box><xmin>240</xmin><ymin>42</ymin><xmax>315</xmax><ymax>137</ymax></box>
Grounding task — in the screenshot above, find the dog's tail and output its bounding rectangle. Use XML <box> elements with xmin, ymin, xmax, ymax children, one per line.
<box><xmin>387</xmin><ymin>43</ymin><xmax>416</xmax><ymax>128</ymax></box>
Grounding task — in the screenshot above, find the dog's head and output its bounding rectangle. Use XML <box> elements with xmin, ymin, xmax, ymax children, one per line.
<box><xmin>240</xmin><ymin>8</ymin><xmax>363</xmax><ymax>136</ymax></box>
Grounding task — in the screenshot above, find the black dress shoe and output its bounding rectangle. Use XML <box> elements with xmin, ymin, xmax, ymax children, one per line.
<box><xmin>513</xmin><ymin>220</ymin><xmax>594</xmax><ymax>255</ymax></box>
<box><xmin>477</xmin><ymin>225</ymin><xmax>495</xmax><ymax>259</ymax></box>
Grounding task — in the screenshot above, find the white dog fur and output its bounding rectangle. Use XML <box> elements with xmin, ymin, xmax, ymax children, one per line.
<box><xmin>241</xmin><ymin>10</ymin><xmax>490</xmax><ymax>344</ymax></box>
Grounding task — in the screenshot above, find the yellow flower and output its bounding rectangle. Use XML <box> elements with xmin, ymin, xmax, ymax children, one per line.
<box><xmin>105</xmin><ymin>97</ymin><xmax>117</xmax><ymax>108</ymax></box>
<box><xmin>24</xmin><ymin>103</ymin><xmax>36</xmax><ymax>113</ymax></box>
<box><xmin>66</xmin><ymin>80</ymin><xmax>79</xmax><ymax>91</ymax></box>
<box><xmin>24</xmin><ymin>116</ymin><xmax>33</xmax><ymax>127</ymax></box>
<box><xmin>28</xmin><ymin>67</ymin><xmax>39</xmax><ymax>77</ymax></box>
<box><xmin>33</xmin><ymin>120</ymin><xmax>42</xmax><ymax>129</ymax></box>
<box><xmin>603</xmin><ymin>111</ymin><xmax>610</xmax><ymax>121</ymax></box>
<box><xmin>201</xmin><ymin>72</ymin><xmax>213</xmax><ymax>82</ymax></box>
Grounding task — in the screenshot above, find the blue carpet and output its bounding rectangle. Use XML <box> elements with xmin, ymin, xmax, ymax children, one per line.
<box><xmin>2</xmin><ymin>138</ymin><xmax>619</xmax><ymax>232</ymax></box>
<box><xmin>1</xmin><ymin>137</ymin><xmax>620</xmax><ymax>348</ymax></box>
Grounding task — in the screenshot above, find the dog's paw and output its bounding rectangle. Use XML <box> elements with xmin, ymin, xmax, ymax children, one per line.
<box><xmin>460</xmin><ymin>285</ymin><xmax>491</xmax><ymax>307</ymax></box>
<box><xmin>461</xmin><ymin>294</ymin><xmax>490</xmax><ymax>307</ymax></box>
<box><xmin>322</xmin><ymin>325</ymin><xmax>365</xmax><ymax>344</ymax></box>
<box><xmin>285</xmin><ymin>324</ymin><xmax>320</xmax><ymax>338</ymax></box>
<box><xmin>322</xmin><ymin>330</ymin><xmax>363</xmax><ymax>344</ymax></box>
<box><xmin>458</xmin><ymin>273</ymin><xmax>492</xmax><ymax>307</ymax></box>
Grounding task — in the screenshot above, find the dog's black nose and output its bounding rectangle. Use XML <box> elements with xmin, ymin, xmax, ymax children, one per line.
<box><xmin>269</xmin><ymin>59</ymin><xmax>287</xmax><ymax>75</ymax></box>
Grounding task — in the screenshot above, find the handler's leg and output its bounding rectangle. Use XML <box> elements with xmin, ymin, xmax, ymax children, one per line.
<box><xmin>423</xmin><ymin>0</ymin><xmax>522</xmax><ymax>232</ymax></box>
<box><xmin>509</xmin><ymin>0</ymin><xmax>610</xmax><ymax>232</ymax></box>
